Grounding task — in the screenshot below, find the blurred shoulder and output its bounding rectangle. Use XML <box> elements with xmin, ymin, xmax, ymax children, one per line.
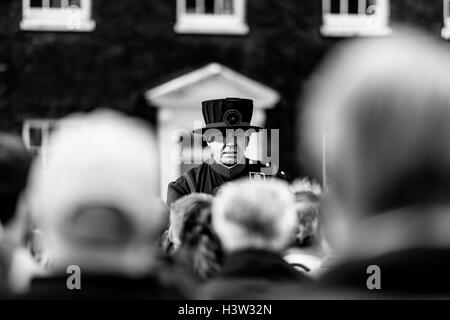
<box><xmin>169</xmin><ymin>163</ymin><xmax>207</xmax><ymax>188</ymax></box>
<box><xmin>167</xmin><ymin>163</ymin><xmax>209</xmax><ymax>205</ymax></box>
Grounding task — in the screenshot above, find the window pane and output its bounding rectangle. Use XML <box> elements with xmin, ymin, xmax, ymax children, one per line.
<box><xmin>50</xmin><ymin>0</ymin><xmax>62</xmax><ymax>8</ymax></box>
<box><xmin>348</xmin><ymin>0</ymin><xmax>359</xmax><ymax>14</ymax></box>
<box><xmin>186</xmin><ymin>0</ymin><xmax>197</xmax><ymax>13</ymax></box>
<box><xmin>69</xmin><ymin>0</ymin><xmax>81</xmax><ymax>7</ymax></box>
<box><xmin>205</xmin><ymin>0</ymin><xmax>214</xmax><ymax>14</ymax></box>
<box><xmin>223</xmin><ymin>0</ymin><xmax>234</xmax><ymax>14</ymax></box>
<box><xmin>215</xmin><ymin>0</ymin><xmax>234</xmax><ymax>14</ymax></box>
<box><xmin>30</xmin><ymin>0</ymin><xmax>43</xmax><ymax>8</ymax></box>
<box><xmin>330</xmin><ymin>0</ymin><xmax>340</xmax><ymax>14</ymax></box>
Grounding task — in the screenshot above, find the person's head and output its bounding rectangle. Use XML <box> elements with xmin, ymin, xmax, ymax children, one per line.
<box><xmin>168</xmin><ymin>193</ymin><xmax>213</xmax><ymax>251</ymax></box>
<box><xmin>290</xmin><ymin>178</ymin><xmax>322</xmax><ymax>247</ymax></box>
<box><xmin>303</xmin><ymin>29</ymin><xmax>450</xmax><ymax>214</ymax></box>
<box><xmin>212</xmin><ymin>179</ymin><xmax>297</xmax><ymax>253</ymax></box>
<box><xmin>194</xmin><ymin>98</ymin><xmax>261</xmax><ymax>166</ymax></box>
<box><xmin>26</xmin><ymin>109</ymin><xmax>166</xmax><ymax>276</ymax></box>
<box><xmin>205</xmin><ymin>129</ymin><xmax>250</xmax><ymax>166</ymax></box>
<box><xmin>302</xmin><ymin>29</ymin><xmax>450</xmax><ymax>246</ymax></box>
<box><xmin>0</xmin><ymin>133</ymin><xmax>32</xmax><ymax>229</ymax></box>
<box><xmin>176</xmin><ymin>193</ymin><xmax>223</xmax><ymax>281</ymax></box>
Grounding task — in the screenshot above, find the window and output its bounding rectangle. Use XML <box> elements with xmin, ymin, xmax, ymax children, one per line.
<box><xmin>22</xmin><ymin>119</ymin><xmax>57</xmax><ymax>158</ymax></box>
<box><xmin>174</xmin><ymin>0</ymin><xmax>249</xmax><ymax>35</ymax></box>
<box><xmin>20</xmin><ymin>0</ymin><xmax>95</xmax><ymax>32</ymax></box>
<box><xmin>443</xmin><ymin>0</ymin><xmax>450</xmax><ymax>39</ymax></box>
<box><xmin>321</xmin><ymin>0</ymin><xmax>391</xmax><ymax>37</ymax></box>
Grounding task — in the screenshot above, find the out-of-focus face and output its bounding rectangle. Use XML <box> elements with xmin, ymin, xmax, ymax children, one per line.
<box><xmin>205</xmin><ymin>129</ymin><xmax>250</xmax><ymax>166</ymax></box>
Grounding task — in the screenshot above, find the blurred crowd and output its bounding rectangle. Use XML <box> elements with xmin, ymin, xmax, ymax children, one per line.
<box><xmin>1</xmin><ymin>28</ymin><xmax>450</xmax><ymax>299</ymax></box>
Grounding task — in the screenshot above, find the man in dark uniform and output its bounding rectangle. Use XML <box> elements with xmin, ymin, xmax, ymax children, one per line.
<box><xmin>167</xmin><ymin>97</ymin><xmax>290</xmax><ymax>206</ymax></box>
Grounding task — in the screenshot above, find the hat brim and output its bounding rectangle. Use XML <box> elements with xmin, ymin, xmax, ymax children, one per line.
<box><xmin>192</xmin><ymin>124</ymin><xmax>263</xmax><ymax>135</ymax></box>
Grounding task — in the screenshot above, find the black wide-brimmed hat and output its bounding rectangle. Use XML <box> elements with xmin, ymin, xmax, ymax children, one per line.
<box><xmin>192</xmin><ymin>97</ymin><xmax>262</xmax><ymax>134</ymax></box>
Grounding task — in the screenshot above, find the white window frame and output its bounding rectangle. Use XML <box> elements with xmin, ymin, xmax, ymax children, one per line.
<box><xmin>442</xmin><ymin>0</ymin><xmax>450</xmax><ymax>39</ymax></box>
<box><xmin>174</xmin><ymin>0</ymin><xmax>249</xmax><ymax>35</ymax></box>
<box><xmin>20</xmin><ymin>0</ymin><xmax>95</xmax><ymax>32</ymax></box>
<box><xmin>321</xmin><ymin>0</ymin><xmax>391</xmax><ymax>37</ymax></box>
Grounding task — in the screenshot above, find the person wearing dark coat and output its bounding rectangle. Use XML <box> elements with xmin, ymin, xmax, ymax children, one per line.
<box><xmin>198</xmin><ymin>179</ymin><xmax>313</xmax><ymax>300</ymax></box>
<box><xmin>199</xmin><ymin>249</ymin><xmax>312</xmax><ymax>300</ymax></box>
<box><xmin>22</xmin><ymin>110</ymin><xmax>191</xmax><ymax>299</ymax></box>
<box><xmin>19</xmin><ymin>256</ymin><xmax>190</xmax><ymax>300</ymax></box>
<box><xmin>167</xmin><ymin>97</ymin><xmax>289</xmax><ymax>206</ymax></box>
<box><xmin>300</xmin><ymin>30</ymin><xmax>450</xmax><ymax>299</ymax></box>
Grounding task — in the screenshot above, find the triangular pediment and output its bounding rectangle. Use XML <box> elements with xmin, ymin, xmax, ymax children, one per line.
<box><xmin>145</xmin><ymin>63</ymin><xmax>279</xmax><ymax>109</ymax></box>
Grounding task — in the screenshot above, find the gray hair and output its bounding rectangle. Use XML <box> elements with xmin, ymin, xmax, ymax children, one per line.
<box><xmin>212</xmin><ymin>179</ymin><xmax>297</xmax><ymax>252</ymax></box>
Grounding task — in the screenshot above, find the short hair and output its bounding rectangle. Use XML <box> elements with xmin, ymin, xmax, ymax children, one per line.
<box><xmin>0</xmin><ymin>133</ymin><xmax>32</xmax><ymax>226</ymax></box>
<box><xmin>302</xmin><ymin>29</ymin><xmax>450</xmax><ymax>214</ymax></box>
<box><xmin>212</xmin><ymin>179</ymin><xmax>297</xmax><ymax>252</ymax></box>
<box><xmin>169</xmin><ymin>193</ymin><xmax>213</xmax><ymax>250</ymax></box>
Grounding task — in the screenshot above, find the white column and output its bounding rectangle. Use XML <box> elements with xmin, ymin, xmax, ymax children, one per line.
<box><xmin>157</xmin><ymin>109</ymin><xmax>175</xmax><ymax>200</ymax></box>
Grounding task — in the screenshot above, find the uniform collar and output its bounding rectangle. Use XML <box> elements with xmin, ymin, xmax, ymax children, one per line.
<box><xmin>209</xmin><ymin>157</ymin><xmax>247</xmax><ymax>179</ymax></box>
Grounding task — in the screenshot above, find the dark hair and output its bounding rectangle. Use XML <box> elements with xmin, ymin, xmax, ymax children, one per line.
<box><xmin>0</xmin><ymin>133</ymin><xmax>32</xmax><ymax>226</ymax></box>
<box><xmin>177</xmin><ymin>201</ymin><xmax>223</xmax><ymax>281</ymax></box>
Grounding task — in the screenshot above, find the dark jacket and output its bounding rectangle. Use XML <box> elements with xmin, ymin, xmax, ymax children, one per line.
<box><xmin>167</xmin><ymin>159</ymin><xmax>289</xmax><ymax>206</ymax></box>
<box><xmin>314</xmin><ymin>247</ymin><xmax>450</xmax><ymax>299</ymax></box>
<box><xmin>18</xmin><ymin>256</ymin><xmax>192</xmax><ymax>300</ymax></box>
<box><xmin>198</xmin><ymin>249</ymin><xmax>313</xmax><ymax>300</ymax></box>
<box><xmin>19</xmin><ymin>272</ymin><xmax>189</xmax><ymax>300</ymax></box>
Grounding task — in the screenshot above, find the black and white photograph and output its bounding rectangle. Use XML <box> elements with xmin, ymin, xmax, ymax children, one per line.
<box><xmin>1</xmin><ymin>0</ymin><xmax>450</xmax><ymax>306</ymax></box>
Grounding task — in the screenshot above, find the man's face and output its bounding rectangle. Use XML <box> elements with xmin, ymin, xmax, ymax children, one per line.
<box><xmin>205</xmin><ymin>129</ymin><xmax>250</xmax><ymax>166</ymax></box>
